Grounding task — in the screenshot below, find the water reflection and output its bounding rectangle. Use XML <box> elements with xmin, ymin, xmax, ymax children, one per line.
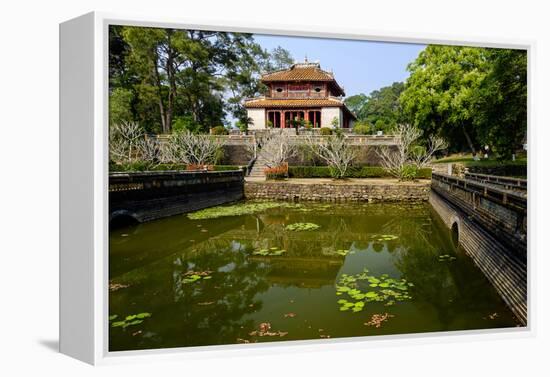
<box><xmin>109</xmin><ymin>202</ymin><xmax>517</xmax><ymax>351</ymax></box>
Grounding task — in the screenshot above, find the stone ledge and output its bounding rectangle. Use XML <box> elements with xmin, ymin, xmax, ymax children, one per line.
<box><xmin>245</xmin><ymin>179</ymin><xmax>430</xmax><ymax>202</ymax></box>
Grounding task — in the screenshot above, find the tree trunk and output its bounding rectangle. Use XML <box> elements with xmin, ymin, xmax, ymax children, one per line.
<box><xmin>153</xmin><ymin>56</ymin><xmax>168</xmax><ymax>133</ymax></box>
<box><xmin>461</xmin><ymin>124</ymin><xmax>476</xmax><ymax>156</ymax></box>
<box><xmin>164</xmin><ymin>32</ymin><xmax>176</xmax><ymax>134</ymax></box>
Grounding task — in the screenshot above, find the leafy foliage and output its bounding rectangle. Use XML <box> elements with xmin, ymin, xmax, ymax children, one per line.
<box><xmin>288</xmin><ymin>165</ymin><xmax>431</xmax><ymax>179</ymax></box>
<box><xmin>210</xmin><ymin>126</ymin><xmax>229</xmax><ymax>135</ymax></box>
<box><xmin>345</xmin><ymin>82</ymin><xmax>405</xmax><ymax>133</ymax></box>
<box><xmin>399</xmin><ymin>45</ymin><xmax>527</xmax><ymax>159</ymax></box>
<box><xmin>473</xmin><ymin>49</ymin><xmax>527</xmax><ymax>159</ymax></box>
<box><xmin>109</xmin><ymin>26</ymin><xmax>274</xmax><ymax>133</ymax></box>
<box><xmin>352</xmin><ymin>122</ymin><xmax>372</xmax><ymax>135</ymax></box>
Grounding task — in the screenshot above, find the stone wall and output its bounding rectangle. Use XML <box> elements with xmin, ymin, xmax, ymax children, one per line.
<box><xmin>219</xmin><ymin>144</ymin><xmax>252</xmax><ymax>165</ymax></box>
<box><xmin>109</xmin><ymin>170</ymin><xmax>244</xmax><ymax>224</ymax></box>
<box><xmin>429</xmin><ymin>190</ymin><xmax>527</xmax><ymax>325</ymax></box>
<box><xmin>214</xmin><ymin>135</ymin><xmax>399</xmax><ymax>166</ymax></box>
<box><xmin>245</xmin><ymin>180</ymin><xmax>430</xmax><ymax>202</ymax></box>
<box><xmin>289</xmin><ymin>144</ymin><xmax>395</xmax><ymax>166</ymax></box>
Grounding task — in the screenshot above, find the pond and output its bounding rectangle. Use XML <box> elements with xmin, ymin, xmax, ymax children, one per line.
<box><xmin>109</xmin><ymin>201</ymin><xmax>518</xmax><ymax>351</ymax></box>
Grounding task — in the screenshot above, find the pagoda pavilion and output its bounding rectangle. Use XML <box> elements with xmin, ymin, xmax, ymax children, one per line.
<box><xmin>244</xmin><ymin>60</ymin><xmax>357</xmax><ymax>130</ymax></box>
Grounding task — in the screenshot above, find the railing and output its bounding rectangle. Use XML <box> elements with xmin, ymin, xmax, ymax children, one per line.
<box><xmin>245</xmin><ymin>156</ymin><xmax>257</xmax><ymax>176</ymax></box>
<box><xmin>431</xmin><ymin>172</ymin><xmax>527</xmax><ymax>258</ymax></box>
<box><xmin>464</xmin><ymin>172</ymin><xmax>527</xmax><ymax>191</ymax></box>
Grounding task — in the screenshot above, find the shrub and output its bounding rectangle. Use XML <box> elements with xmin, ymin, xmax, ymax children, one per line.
<box><xmin>288</xmin><ymin>166</ymin><xmax>333</xmax><ymax>178</ymax></box>
<box><xmin>319</xmin><ymin>127</ymin><xmax>332</xmax><ymax>136</ymax></box>
<box><xmin>288</xmin><ymin>165</ymin><xmax>431</xmax><ymax>179</ymax></box>
<box><xmin>399</xmin><ymin>164</ymin><xmax>418</xmax><ymax>181</ymax></box>
<box><xmin>172</xmin><ymin>115</ymin><xmax>201</xmax><ymax>134</ymax></box>
<box><xmin>264</xmin><ymin>163</ymin><xmax>288</xmax><ymax>180</ymax></box>
<box><xmin>353</xmin><ymin>123</ymin><xmax>371</xmax><ymax>135</ymax></box>
<box><xmin>210</xmin><ymin>126</ymin><xmax>229</xmax><ymax>135</ymax></box>
<box><xmin>186</xmin><ymin>164</ymin><xmax>214</xmax><ymax>171</ymax></box>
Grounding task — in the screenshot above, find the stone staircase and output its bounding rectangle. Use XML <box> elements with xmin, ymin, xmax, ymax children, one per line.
<box><xmin>248</xmin><ymin>154</ymin><xmax>268</xmax><ymax>179</ymax></box>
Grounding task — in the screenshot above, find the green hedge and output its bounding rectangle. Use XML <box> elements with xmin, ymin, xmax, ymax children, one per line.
<box><xmin>288</xmin><ymin>165</ymin><xmax>432</xmax><ymax>179</ymax></box>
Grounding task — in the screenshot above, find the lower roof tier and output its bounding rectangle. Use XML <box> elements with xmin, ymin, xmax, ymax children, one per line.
<box><xmin>244</xmin><ymin>97</ymin><xmax>356</xmax><ymax>119</ymax></box>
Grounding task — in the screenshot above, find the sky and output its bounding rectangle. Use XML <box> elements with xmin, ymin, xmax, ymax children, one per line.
<box><xmin>254</xmin><ymin>34</ymin><xmax>426</xmax><ymax>98</ymax></box>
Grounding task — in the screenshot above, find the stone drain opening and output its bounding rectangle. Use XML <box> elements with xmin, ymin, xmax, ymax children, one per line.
<box><xmin>451</xmin><ymin>221</ymin><xmax>460</xmax><ymax>249</ymax></box>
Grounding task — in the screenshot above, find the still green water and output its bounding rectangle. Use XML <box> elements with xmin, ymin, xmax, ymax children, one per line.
<box><xmin>109</xmin><ymin>201</ymin><xmax>517</xmax><ymax>351</ymax></box>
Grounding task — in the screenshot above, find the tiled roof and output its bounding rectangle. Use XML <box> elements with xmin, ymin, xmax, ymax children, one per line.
<box><xmin>244</xmin><ymin>97</ymin><xmax>357</xmax><ymax>119</ymax></box>
<box><xmin>261</xmin><ymin>63</ymin><xmax>335</xmax><ymax>82</ymax></box>
<box><xmin>244</xmin><ymin>98</ymin><xmax>344</xmax><ymax>108</ymax></box>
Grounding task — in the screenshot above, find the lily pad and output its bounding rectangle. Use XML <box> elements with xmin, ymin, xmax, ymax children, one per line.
<box><xmin>334</xmin><ymin>268</ymin><xmax>413</xmax><ymax>311</ymax></box>
<box><xmin>285</xmin><ymin>222</ymin><xmax>321</xmax><ymax>231</ymax></box>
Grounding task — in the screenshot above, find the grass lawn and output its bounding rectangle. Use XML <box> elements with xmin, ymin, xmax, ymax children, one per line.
<box><xmin>433</xmin><ymin>153</ymin><xmax>527</xmax><ymax>167</ymax></box>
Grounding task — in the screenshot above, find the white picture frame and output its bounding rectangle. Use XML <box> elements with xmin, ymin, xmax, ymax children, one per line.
<box><xmin>59</xmin><ymin>11</ymin><xmax>534</xmax><ymax>365</ymax></box>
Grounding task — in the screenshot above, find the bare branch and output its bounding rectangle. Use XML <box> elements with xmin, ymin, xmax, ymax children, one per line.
<box><xmin>376</xmin><ymin>123</ymin><xmax>448</xmax><ymax>180</ymax></box>
<box><xmin>259</xmin><ymin>130</ymin><xmax>298</xmax><ymax>168</ymax></box>
<box><xmin>165</xmin><ymin>131</ymin><xmax>225</xmax><ymax>166</ymax></box>
<box><xmin>109</xmin><ymin>122</ymin><xmax>146</xmax><ymax>164</ymax></box>
<box><xmin>303</xmin><ymin>134</ymin><xmax>357</xmax><ymax>179</ymax></box>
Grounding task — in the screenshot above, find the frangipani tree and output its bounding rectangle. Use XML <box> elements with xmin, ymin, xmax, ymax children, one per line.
<box><xmin>304</xmin><ymin>133</ymin><xmax>357</xmax><ymax>179</ymax></box>
<box><xmin>165</xmin><ymin>131</ymin><xmax>224</xmax><ymax>167</ymax></box>
<box><xmin>259</xmin><ymin>130</ymin><xmax>298</xmax><ymax>169</ymax></box>
<box><xmin>377</xmin><ymin>124</ymin><xmax>447</xmax><ymax>180</ymax></box>
<box><xmin>109</xmin><ymin>122</ymin><xmax>146</xmax><ymax>165</ymax></box>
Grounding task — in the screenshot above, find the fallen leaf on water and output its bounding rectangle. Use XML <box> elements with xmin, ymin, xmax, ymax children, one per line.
<box><xmin>109</xmin><ymin>282</ymin><xmax>130</xmax><ymax>292</ymax></box>
<box><xmin>484</xmin><ymin>312</ymin><xmax>499</xmax><ymax>320</ymax></box>
<box><xmin>249</xmin><ymin>323</ymin><xmax>288</xmax><ymax>337</ymax></box>
<box><xmin>364</xmin><ymin>313</ymin><xmax>395</xmax><ymax>328</ymax></box>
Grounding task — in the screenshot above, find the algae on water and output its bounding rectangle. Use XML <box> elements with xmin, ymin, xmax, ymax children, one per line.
<box><xmin>188</xmin><ymin>201</ymin><xmax>299</xmax><ymax>220</ymax></box>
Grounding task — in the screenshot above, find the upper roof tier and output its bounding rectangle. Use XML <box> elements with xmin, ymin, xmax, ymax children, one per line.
<box><xmin>261</xmin><ymin>61</ymin><xmax>346</xmax><ymax>96</ymax></box>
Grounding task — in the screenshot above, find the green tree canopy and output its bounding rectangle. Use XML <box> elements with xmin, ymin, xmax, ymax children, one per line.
<box><xmin>399</xmin><ymin>45</ymin><xmax>527</xmax><ymax>158</ymax></box>
<box><xmin>109</xmin><ymin>26</ymin><xmax>269</xmax><ymax>134</ymax></box>
<box><xmin>345</xmin><ymin>82</ymin><xmax>404</xmax><ymax>133</ymax></box>
<box><xmin>473</xmin><ymin>49</ymin><xmax>527</xmax><ymax>159</ymax></box>
<box><xmin>265</xmin><ymin>46</ymin><xmax>294</xmax><ymax>71</ymax></box>
<box><xmin>399</xmin><ymin>46</ymin><xmax>489</xmax><ymax>154</ymax></box>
